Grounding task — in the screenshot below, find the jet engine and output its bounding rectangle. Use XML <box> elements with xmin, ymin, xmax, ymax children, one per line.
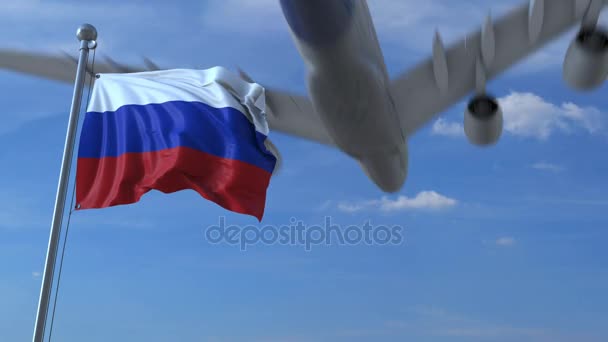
<box><xmin>464</xmin><ymin>94</ymin><xmax>503</xmax><ymax>146</ymax></box>
<box><xmin>563</xmin><ymin>27</ymin><xmax>608</xmax><ymax>90</ymax></box>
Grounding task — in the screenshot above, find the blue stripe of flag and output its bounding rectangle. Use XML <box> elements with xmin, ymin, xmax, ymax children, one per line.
<box><xmin>78</xmin><ymin>100</ymin><xmax>277</xmax><ymax>174</ymax></box>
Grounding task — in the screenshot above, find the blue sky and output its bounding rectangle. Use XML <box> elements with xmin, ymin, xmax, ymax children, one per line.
<box><xmin>1</xmin><ymin>0</ymin><xmax>608</xmax><ymax>341</ymax></box>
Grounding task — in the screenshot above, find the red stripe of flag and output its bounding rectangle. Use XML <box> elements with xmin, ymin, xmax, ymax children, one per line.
<box><xmin>76</xmin><ymin>146</ymin><xmax>272</xmax><ymax>221</ymax></box>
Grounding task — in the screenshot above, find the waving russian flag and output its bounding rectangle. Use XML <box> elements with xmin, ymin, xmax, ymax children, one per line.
<box><xmin>76</xmin><ymin>67</ymin><xmax>277</xmax><ymax>221</ymax></box>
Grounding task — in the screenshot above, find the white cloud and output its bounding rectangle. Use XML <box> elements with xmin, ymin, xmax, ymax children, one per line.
<box><xmin>432</xmin><ymin>118</ymin><xmax>464</xmax><ymax>137</ymax></box>
<box><xmin>337</xmin><ymin>202</ymin><xmax>367</xmax><ymax>213</ymax></box>
<box><xmin>0</xmin><ymin>108</ymin><xmax>61</xmax><ymax>136</ymax></box>
<box><xmin>316</xmin><ymin>200</ymin><xmax>334</xmax><ymax>212</ymax></box>
<box><xmin>500</xmin><ymin>92</ymin><xmax>603</xmax><ymax>139</ymax></box>
<box><xmin>532</xmin><ymin>162</ymin><xmax>564</xmax><ymax>173</ymax></box>
<box><xmin>3</xmin><ymin>0</ymin><xmax>594</xmax><ymax>79</ymax></box>
<box><xmin>196</xmin><ymin>1</ymin><xmax>516</xmax><ymax>51</ymax></box>
<box><xmin>0</xmin><ymin>0</ymin><xmax>165</xmax><ymax>25</ymax></box>
<box><xmin>32</xmin><ymin>271</ymin><xmax>41</xmax><ymax>278</ymax></box>
<box><xmin>439</xmin><ymin>326</ymin><xmax>543</xmax><ymax>338</ymax></box>
<box><xmin>201</xmin><ymin>0</ymin><xmax>286</xmax><ymax>33</ymax></box>
<box><xmin>372</xmin><ymin>1</ymin><xmax>607</xmax><ymax>71</ymax></box>
<box><xmin>381</xmin><ymin>191</ymin><xmax>458</xmax><ymax>211</ymax></box>
<box><xmin>196</xmin><ymin>0</ymin><xmax>585</xmax><ymax>73</ymax></box>
<box><xmin>496</xmin><ymin>236</ymin><xmax>516</xmax><ymax>247</ymax></box>
<box><xmin>0</xmin><ymin>0</ymin><xmax>179</xmax><ymax>53</ymax></box>
<box><xmin>431</xmin><ymin>91</ymin><xmax>604</xmax><ymax>140</ymax></box>
<box><xmin>381</xmin><ymin>305</ymin><xmax>550</xmax><ymax>340</ymax></box>
<box><xmin>338</xmin><ymin>191</ymin><xmax>457</xmax><ymax>213</ymax></box>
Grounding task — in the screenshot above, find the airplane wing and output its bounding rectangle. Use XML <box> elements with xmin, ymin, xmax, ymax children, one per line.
<box><xmin>2</xmin><ymin>0</ymin><xmax>602</xmax><ymax>146</ymax></box>
<box><xmin>0</xmin><ymin>49</ymin><xmax>333</xmax><ymax>146</ymax></box>
<box><xmin>392</xmin><ymin>0</ymin><xmax>604</xmax><ymax>136</ymax></box>
<box><xmin>0</xmin><ymin>49</ymin><xmax>146</xmax><ymax>83</ymax></box>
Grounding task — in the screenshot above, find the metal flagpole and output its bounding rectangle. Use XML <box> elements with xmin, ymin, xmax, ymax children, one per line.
<box><xmin>32</xmin><ymin>24</ymin><xmax>97</xmax><ymax>342</ymax></box>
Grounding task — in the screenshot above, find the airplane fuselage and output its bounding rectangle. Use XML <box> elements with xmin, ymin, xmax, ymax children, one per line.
<box><xmin>280</xmin><ymin>0</ymin><xmax>408</xmax><ymax>192</ymax></box>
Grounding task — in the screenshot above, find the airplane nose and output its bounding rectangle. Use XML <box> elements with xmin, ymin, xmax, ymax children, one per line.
<box><xmin>359</xmin><ymin>144</ymin><xmax>408</xmax><ymax>193</ymax></box>
<box><xmin>279</xmin><ymin>0</ymin><xmax>355</xmax><ymax>46</ymax></box>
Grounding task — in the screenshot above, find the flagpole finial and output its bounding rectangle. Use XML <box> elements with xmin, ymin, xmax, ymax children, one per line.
<box><xmin>76</xmin><ymin>23</ymin><xmax>97</xmax><ymax>41</ymax></box>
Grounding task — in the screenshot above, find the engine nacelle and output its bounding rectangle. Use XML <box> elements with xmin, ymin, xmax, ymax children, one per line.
<box><xmin>563</xmin><ymin>27</ymin><xmax>608</xmax><ymax>91</ymax></box>
<box><xmin>464</xmin><ymin>94</ymin><xmax>503</xmax><ymax>146</ymax></box>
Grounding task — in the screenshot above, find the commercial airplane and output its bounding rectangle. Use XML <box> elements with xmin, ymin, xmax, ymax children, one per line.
<box><xmin>1</xmin><ymin>0</ymin><xmax>607</xmax><ymax>192</ymax></box>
